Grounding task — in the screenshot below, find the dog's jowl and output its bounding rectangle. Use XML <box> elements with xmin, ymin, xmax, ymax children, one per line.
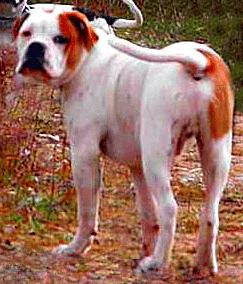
<box><xmin>12</xmin><ymin>4</ymin><xmax>234</xmax><ymax>274</ymax></box>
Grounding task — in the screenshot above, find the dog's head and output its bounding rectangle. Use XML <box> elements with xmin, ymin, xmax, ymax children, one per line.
<box><xmin>13</xmin><ymin>7</ymin><xmax>99</xmax><ymax>83</ymax></box>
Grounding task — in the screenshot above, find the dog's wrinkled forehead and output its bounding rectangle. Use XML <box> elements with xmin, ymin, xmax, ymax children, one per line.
<box><xmin>19</xmin><ymin>9</ymin><xmax>60</xmax><ymax>37</ymax></box>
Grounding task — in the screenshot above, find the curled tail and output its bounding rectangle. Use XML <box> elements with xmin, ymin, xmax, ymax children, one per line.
<box><xmin>107</xmin><ymin>38</ymin><xmax>209</xmax><ymax>74</ymax></box>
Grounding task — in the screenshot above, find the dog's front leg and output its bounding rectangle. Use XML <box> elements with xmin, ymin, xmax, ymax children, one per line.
<box><xmin>54</xmin><ymin>130</ymin><xmax>101</xmax><ymax>256</ymax></box>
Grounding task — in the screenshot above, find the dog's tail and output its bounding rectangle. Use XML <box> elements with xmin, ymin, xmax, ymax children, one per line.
<box><xmin>108</xmin><ymin>37</ymin><xmax>208</xmax><ymax>75</ymax></box>
<box><xmin>108</xmin><ymin>38</ymin><xmax>234</xmax><ymax>138</ymax></box>
<box><xmin>112</xmin><ymin>0</ymin><xmax>143</xmax><ymax>28</ymax></box>
<box><xmin>200</xmin><ymin>49</ymin><xmax>234</xmax><ymax>139</ymax></box>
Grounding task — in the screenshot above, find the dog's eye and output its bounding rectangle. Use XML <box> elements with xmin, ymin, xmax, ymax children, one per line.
<box><xmin>53</xmin><ymin>35</ymin><xmax>70</xmax><ymax>44</ymax></box>
<box><xmin>22</xmin><ymin>31</ymin><xmax>31</xmax><ymax>38</ymax></box>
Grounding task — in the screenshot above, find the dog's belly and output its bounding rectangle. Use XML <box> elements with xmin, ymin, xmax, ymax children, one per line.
<box><xmin>104</xmin><ymin>131</ymin><xmax>141</xmax><ymax>166</ymax></box>
<box><xmin>105</xmin><ymin>93</ymin><xmax>142</xmax><ymax>166</ymax></box>
<box><xmin>104</xmin><ymin>60</ymin><xmax>149</xmax><ymax>165</ymax></box>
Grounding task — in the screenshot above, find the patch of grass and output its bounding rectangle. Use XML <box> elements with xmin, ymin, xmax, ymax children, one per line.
<box><xmin>178</xmin><ymin>207</ymin><xmax>200</xmax><ymax>234</ymax></box>
<box><xmin>3</xmin><ymin>214</ymin><xmax>26</xmax><ymax>224</ymax></box>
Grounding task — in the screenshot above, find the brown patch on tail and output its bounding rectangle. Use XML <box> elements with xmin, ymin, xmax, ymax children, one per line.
<box><xmin>59</xmin><ymin>11</ymin><xmax>99</xmax><ymax>70</ymax></box>
<box><xmin>200</xmin><ymin>50</ymin><xmax>234</xmax><ymax>139</ymax></box>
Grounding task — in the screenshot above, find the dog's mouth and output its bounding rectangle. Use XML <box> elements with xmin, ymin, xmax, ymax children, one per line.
<box><xmin>19</xmin><ymin>61</ymin><xmax>52</xmax><ymax>83</ymax></box>
<box><xmin>19</xmin><ymin>57</ymin><xmax>45</xmax><ymax>73</ymax></box>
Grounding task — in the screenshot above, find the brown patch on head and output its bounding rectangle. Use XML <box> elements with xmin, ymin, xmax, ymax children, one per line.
<box><xmin>200</xmin><ymin>50</ymin><xmax>234</xmax><ymax>139</ymax></box>
<box><xmin>59</xmin><ymin>11</ymin><xmax>99</xmax><ymax>70</ymax></box>
<box><xmin>12</xmin><ymin>13</ymin><xmax>30</xmax><ymax>40</ymax></box>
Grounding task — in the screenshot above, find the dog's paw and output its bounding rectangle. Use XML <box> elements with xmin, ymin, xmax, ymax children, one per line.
<box><xmin>53</xmin><ymin>244</ymin><xmax>78</xmax><ymax>256</ymax></box>
<box><xmin>53</xmin><ymin>242</ymin><xmax>91</xmax><ymax>256</ymax></box>
<box><xmin>137</xmin><ymin>256</ymin><xmax>160</xmax><ymax>273</ymax></box>
<box><xmin>193</xmin><ymin>264</ymin><xmax>218</xmax><ymax>276</ymax></box>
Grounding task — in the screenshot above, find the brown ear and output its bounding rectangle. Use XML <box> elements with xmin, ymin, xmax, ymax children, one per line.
<box><xmin>59</xmin><ymin>11</ymin><xmax>99</xmax><ymax>70</ymax></box>
<box><xmin>12</xmin><ymin>13</ymin><xmax>30</xmax><ymax>40</ymax></box>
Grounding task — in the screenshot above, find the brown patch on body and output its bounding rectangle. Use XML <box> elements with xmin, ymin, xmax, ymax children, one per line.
<box><xmin>99</xmin><ymin>133</ymin><xmax>108</xmax><ymax>155</ymax></box>
<box><xmin>200</xmin><ymin>50</ymin><xmax>234</xmax><ymax>139</ymax></box>
<box><xmin>43</xmin><ymin>9</ymin><xmax>54</xmax><ymax>14</ymax></box>
<box><xmin>59</xmin><ymin>11</ymin><xmax>99</xmax><ymax>70</ymax></box>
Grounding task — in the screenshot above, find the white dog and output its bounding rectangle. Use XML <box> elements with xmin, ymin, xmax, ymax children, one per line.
<box><xmin>13</xmin><ymin>6</ymin><xmax>234</xmax><ymax>274</ymax></box>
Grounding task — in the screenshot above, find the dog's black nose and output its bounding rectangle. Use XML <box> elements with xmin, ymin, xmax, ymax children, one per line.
<box><xmin>23</xmin><ymin>42</ymin><xmax>46</xmax><ymax>70</ymax></box>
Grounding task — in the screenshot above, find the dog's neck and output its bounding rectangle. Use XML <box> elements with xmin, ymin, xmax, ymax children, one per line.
<box><xmin>59</xmin><ymin>30</ymin><xmax>117</xmax><ymax>92</ymax></box>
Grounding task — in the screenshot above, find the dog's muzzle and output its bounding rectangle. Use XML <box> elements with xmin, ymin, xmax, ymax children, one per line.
<box><xmin>19</xmin><ymin>42</ymin><xmax>47</xmax><ymax>73</ymax></box>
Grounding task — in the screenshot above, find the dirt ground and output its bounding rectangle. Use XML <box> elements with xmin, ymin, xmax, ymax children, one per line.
<box><xmin>0</xmin><ymin>56</ymin><xmax>242</xmax><ymax>283</ymax></box>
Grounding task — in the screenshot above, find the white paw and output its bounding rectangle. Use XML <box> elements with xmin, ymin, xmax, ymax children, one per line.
<box><xmin>195</xmin><ymin>255</ymin><xmax>218</xmax><ymax>274</ymax></box>
<box><xmin>137</xmin><ymin>256</ymin><xmax>160</xmax><ymax>273</ymax></box>
<box><xmin>53</xmin><ymin>244</ymin><xmax>78</xmax><ymax>256</ymax></box>
<box><xmin>53</xmin><ymin>242</ymin><xmax>91</xmax><ymax>256</ymax></box>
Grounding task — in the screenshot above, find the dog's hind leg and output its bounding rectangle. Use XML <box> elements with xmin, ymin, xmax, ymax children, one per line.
<box><xmin>195</xmin><ymin>132</ymin><xmax>232</xmax><ymax>273</ymax></box>
<box><xmin>131</xmin><ymin>166</ymin><xmax>158</xmax><ymax>258</ymax></box>
<box><xmin>138</xmin><ymin>117</ymin><xmax>177</xmax><ymax>272</ymax></box>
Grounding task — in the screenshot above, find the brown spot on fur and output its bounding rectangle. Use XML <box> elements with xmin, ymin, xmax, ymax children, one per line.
<box><xmin>153</xmin><ymin>224</ymin><xmax>160</xmax><ymax>233</ymax></box>
<box><xmin>99</xmin><ymin>133</ymin><xmax>108</xmax><ymax>155</ymax></box>
<box><xmin>200</xmin><ymin>50</ymin><xmax>234</xmax><ymax>139</ymax></box>
<box><xmin>142</xmin><ymin>241</ymin><xmax>154</xmax><ymax>257</ymax></box>
<box><xmin>141</xmin><ymin>223</ymin><xmax>160</xmax><ymax>256</ymax></box>
<box><xmin>207</xmin><ymin>221</ymin><xmax>213</xmax><ymax>228</ymax></box>
<box><xmin>44</xmin><ymin>9</ymin><xmax>54</xmax><ymax>13</ymax></box>
<box><xmin>143</xmin><ymin>243</ymin><xmax>148</xmax><ymax>255</ymax></box>
<box><xmin>59</xmin><ymin>11</ymin><xmax>99</xmax><ymax>70</ymax></box>
<box><xmin>187</xmin><ymin>62</ymin><xmax>198</xmax><ymax>73</ymax></box>
<box><xmin>90</xmin><ymin>230</ymin><xmax>97</xmax><ymax>236</ymax></box>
